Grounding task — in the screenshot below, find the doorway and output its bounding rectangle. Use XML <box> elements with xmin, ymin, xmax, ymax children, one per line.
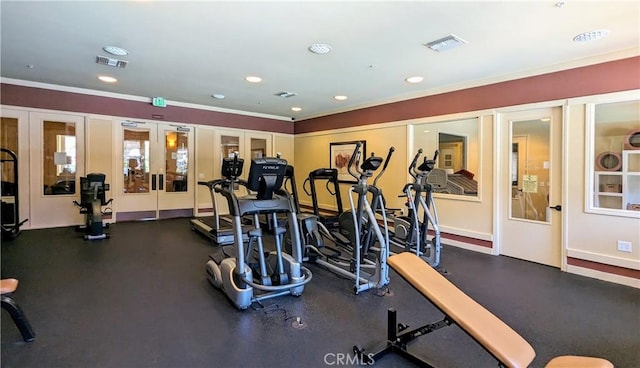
<box><xmin>113</xmin><ymin>121</ymin><xmax>194</xmax><ymax>221</ymax></box>
<box><xmin>497</xmin><ymin>107</ymin><xmax>562</xmax><ymax>267</ymax></box>
<box><xmin>28</xmin><ymin>112</ymin><xmax>85</xmax><ymax>228</ymax></box>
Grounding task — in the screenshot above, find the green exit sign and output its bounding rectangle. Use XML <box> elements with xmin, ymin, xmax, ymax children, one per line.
<box><xmin>152</xmin><ymin>97</ymin><xmax>167</xmax><ymax>107</ymax></box>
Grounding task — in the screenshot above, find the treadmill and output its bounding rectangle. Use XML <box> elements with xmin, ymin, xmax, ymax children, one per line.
<box><xmin>191</xmin><ymin>155</ymin><xmax>250</xmax><ymax>245</ymax></box>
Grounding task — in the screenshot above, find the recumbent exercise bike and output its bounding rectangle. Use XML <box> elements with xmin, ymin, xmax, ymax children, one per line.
<box><xmin>73</xmin><ymin>173</ymin><xmax>112</xmax><ymax>240</ymax></box>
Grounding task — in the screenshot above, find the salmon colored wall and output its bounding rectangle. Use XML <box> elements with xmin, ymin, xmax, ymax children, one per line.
<box><xmin>295</xmin><ymin>57</ymin><xmax>640</xmax><ymax>134</ymax></box>
<box><xmin>0</xmin><ymin>84</ymin><xmax>294</xmax><ymax>134</ymax></box>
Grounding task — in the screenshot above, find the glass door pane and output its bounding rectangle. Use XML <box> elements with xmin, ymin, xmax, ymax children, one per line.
<box><xmin>221</xmin><ymin>135</ymin><xmax>240</xmax><ymax>159</ymax></box>
<box><xmin>1</xmin><ymin>118</ymin><xmax>19</xmax><ymax>227</ymax></box>
<box><xmin>510</xmin><ymin>119</ymin><xmax>551</xmax><ymax>223</ymax></box>
<box><xmin>1</xmin><ymin>117</ymin><xmax>19</xmax><ymax>184</ymax></box>
<box><xmin>43</xmin><ymin>120</ymin><xmax>76</xmax><ymax>195</ymax></box>
<box><xmin>123</xmin><ymin>128</ymin><xmax>150</xmax><ymax>193</ymax></box>
<box><xmin>165</xmin><ymin>130</ymin><xmax>189</xmax><ymax>192</ymax></box>
<box><xmin>250</xmin><ymin>138</ymin><xmax>267</xmax><ymax>159</ymax></box>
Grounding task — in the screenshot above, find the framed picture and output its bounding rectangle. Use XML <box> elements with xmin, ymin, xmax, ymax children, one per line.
<box><xmin>330</xmin><ymin>140</ymin><xmax>365</xmax><ymax>183</ymax></box>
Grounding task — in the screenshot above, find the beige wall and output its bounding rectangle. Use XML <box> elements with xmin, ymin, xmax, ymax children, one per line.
<box><xmin>294</xmin><ymin>117</ymin><xmax>495</xmax><ymax>249</ymax></box>
<box><xmin>565</xmin><ymin>103</ymin><xmax>639</xmax><ymax>285</ymax></box>
<box><xmin>195</xmin><ymin>126</ymin><xmax>216</xmax><ymax>212</ymax></box>
<box><xmin>274</xmin><ymin>134</ymin><xmax>294</xmax><ymax>166</ymax></box>
<box><xmin>86</xmin><ymin>118</ymin><xmax>113</xmax><ymax>209</ymax></box>
<box><xmin>294</xmin><ymin>124</ymin><xmax>408</xmax><ymax>214</ymax></box>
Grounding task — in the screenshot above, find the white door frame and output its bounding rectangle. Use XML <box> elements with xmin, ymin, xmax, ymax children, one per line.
<box><xmin>28</xmin><ymin>111</ymin><xmax>85</xmax><ymax>229</ymax></box>
<box><xmin>493</xmin><ymin>102</ymin><xmax>567</xmax><ymax>269</ymax></box>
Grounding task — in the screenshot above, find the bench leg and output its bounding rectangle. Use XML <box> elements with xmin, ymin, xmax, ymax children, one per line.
<box><xmin>1</xmin><ymin>295</ymin><xmax>35</xmax><ymax>342</ymax></box>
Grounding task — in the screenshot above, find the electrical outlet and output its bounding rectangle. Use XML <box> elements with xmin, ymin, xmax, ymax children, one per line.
<box><xmin>617</xmin><ymin>240</ymin><xmax>632</xmax><ymax>253</ymax></box>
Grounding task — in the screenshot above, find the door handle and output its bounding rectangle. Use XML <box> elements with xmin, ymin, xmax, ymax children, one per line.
<box><xmin>549</xmin><ymin>204</ymin><xmax>562</xmax><ymax>211</ymax></box>
<box><xmin>159</xmin><ymin>174</ymin><xmax>164</xmax><ymax>191</ymax></box>
<box><xmin>152</xmin><ymin>174</ymin><xmax>157</xmax><ymax>191</ymax></box>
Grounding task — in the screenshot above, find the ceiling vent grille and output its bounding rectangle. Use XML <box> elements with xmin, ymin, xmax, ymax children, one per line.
<box><xmin>425</xmin><ymin>34</ymin><xmax>468</xmax><ymax>52</ymax></box>
<box><xmin>96</xmin><ymin>55</ymin><xmax>128</xmax><ymax>68</ymax></box>
<box><xmin>275</xmin><ymin>91</ymin><xmax>297</xmax><ymax>98</ymax></box>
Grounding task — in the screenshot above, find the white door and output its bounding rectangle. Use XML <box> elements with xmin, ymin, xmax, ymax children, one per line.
<box><xmin>498</xmin><ymin>107</ymin><xmax>562</xmax><ymax>267</ymax></box>
<box><xmin>113</xmin><ymin>120</ymin><xmax>194</xmax><ymax>221</ymax></box>
<box><xmin>29</xmin><ymin>112</ymin><xmax>85</xmax><ymax>228</ymax></box>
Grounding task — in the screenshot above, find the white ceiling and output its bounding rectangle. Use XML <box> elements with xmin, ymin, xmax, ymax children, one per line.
<box><xmin>1</xmin><ymin>1</ymin><xmax>638</xmax><ymax>121</ymax></box>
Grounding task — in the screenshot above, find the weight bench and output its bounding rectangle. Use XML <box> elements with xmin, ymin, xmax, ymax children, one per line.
<box><xmin>1</xmin><ymin>278</ymin><xmax>35</xmax><ymax>342</ymax></box>
<box><xmin>356</xmin><ymin>252</ymin><xmax>613</xmax><ymax>368</ymax></box>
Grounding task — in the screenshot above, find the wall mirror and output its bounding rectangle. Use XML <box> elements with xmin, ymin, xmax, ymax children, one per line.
<box><xmin>412</xmin><ymin>117</ymin><xmax>480</xmax><ymax>198</ymax></box>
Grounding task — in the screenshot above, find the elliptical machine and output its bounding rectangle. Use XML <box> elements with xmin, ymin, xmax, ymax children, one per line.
<box><xmin>389</xmin><ymin>149</ymin><xmax>442</xmax><ymax>268</ymax></box>
<box><xmin>190</xmin><ymin>155</ymin><xmax>250</xmax><ymax>245</ymax></box>
<box><xmin>72</xmin><ymin>173</ymin><xmax>113</xmax><ymax>240</ymax></box>
<box><xmin>205</xmin><ymin>156</ymin><xmax>312</xmax><ymax>310</ymax></box>
<box><xmin>300</xmin><ymin>142</ymin><xmax>394</xmax><ymax>295</ymax></box>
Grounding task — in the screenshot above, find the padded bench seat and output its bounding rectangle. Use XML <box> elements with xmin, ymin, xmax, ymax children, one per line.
<box><xmin>382</xmin><ymin>252</ymin><xmax>613</xmax><ymax>368</ymax></box>
<box><xmin>0</xmin><ymin>278</ymin><xmax>18</xmax><ymax>294</ymax></box>
<box><xmin>1</xmin><ymin>278</ymin><xmax>36</xmax><ymax>342</ymax></box>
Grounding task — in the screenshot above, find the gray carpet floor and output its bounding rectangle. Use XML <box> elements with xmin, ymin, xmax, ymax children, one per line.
<box><xmin>2</xmin><ymin>218</ymin><xmax>639</xmax><ymax>367</ymax></box>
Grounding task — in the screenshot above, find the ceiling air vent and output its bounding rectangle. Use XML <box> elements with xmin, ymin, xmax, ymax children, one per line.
<box><xmin>275</xmin><ymin>91</ymin><xmax>297</xmax><ymax>98</ymax></box>
<box><xmin>425</xmin><ymin>34</ymin><xmax>468</xmax><ymax>52</ymax></box>
<box><xmin>96</xmin><ymin>55</ymin><xmax>128</xmax><ymax>68</ymax></box>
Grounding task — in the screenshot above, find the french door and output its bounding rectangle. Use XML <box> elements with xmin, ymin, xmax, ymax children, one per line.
<box><xmin>497</xmin><ymin>107</ymin><xmax>563</xmax><ymax>267</ymax></box>
<box><xmin>113</xmin><ymin>121</ymin><xmax>194</xmax><ymax>221</ymax></box>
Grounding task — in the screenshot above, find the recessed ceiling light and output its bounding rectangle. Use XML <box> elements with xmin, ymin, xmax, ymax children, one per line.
<box><xmin>425</xmin><ymin>34</ymin><xmax>468</xmax><ymax>52</ymax></box>
<box><xmin>308</xmin><ymin>43</ymin><xmax>332</xmax><ymax>54</ymax></box>
<box><xmin>291</xmin><ymin>107</ymin><xmax>302</xmax><ymax>112</ymax></box>
<box><xmin>245</xmin><ymin>76</ymin><xmax>262</xmax><ymax>83</ymax></box>
<box><xmin>103</xmin><ymin>46</ymin><xmax>129</xmax><ymax>56</ymax></box>
<box><xmin>98</xmin><ymin>75</ymin><xmax>117</xmax><ymax>83</ymax></box>
<box><xmin>334</xmin><ymin>95</ymin><xmax>348</xmax><ymax>101</ymax></box>
<box><xmin>211</xmin><ymin>94</ymin><xmax>225</xmax><ymax>99</ymax></box>
<box><xmin>405</xmin><ymin>76</ymin><xmax>424</xmax><ymax>83</ymax></box>
<box><xmin>573</xmin><ymin>30</ymin><xmax>609</xmax><ymax>43</ymax></box>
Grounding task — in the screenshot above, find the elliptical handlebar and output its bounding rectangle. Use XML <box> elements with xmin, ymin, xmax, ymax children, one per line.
<box><xmin>346</xmin><ymin>141</ymin><xmax>363</xmax><ymax>180</ymax></box>
<box><xmin>411</xmin><ymin>149</ymin><xmax>440</xmax><ymax>178</ymax></box>
<box><xmin>408</xmin><ymin>148</ymin><xmax>424</xmax><ymax>180</ymax></box>
<box><xmin>373</xmin><ymin>146</ymin><xmax>395</xmax><ymax>187</ymax></box>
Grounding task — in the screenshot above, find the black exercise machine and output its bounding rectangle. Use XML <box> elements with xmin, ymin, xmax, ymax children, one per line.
<box><xmin>387</xmin><ymin>149</ymin><xmax>443</xmax><ymax>268</ymax></box>
<box><xmin>191</xmin><ymin>154</ymin><xmax>250</xmax><ymax>245</ymax></box>
<box><xmin>73</xmin><ymin>173</ymin><xmax>112</xmax><ymax>240</ymax></box>
<box><xmin>205</xmin><ymin>156</ymin><xmax>312</xmax><ymax>309</ymax></box>
<box><xmin>1</xmin><ymin>148</ymin><xmax>28</xmax><ymax>240</ymax></box>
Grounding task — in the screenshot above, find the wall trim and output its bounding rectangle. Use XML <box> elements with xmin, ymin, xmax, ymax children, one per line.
<box><xmin>567</xmin><ymin>248</ymin><xmax>640</xmax><ymax>270</ymax></box>
<box><xmin>566</xmin><ymin>264</ymin><xmax>640</xmax><ymax>289</ymax></box>
<box><xmin>444</xmin><ymin>239</ymin><xmax>494</xmax><ymax>255</ymax></box>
